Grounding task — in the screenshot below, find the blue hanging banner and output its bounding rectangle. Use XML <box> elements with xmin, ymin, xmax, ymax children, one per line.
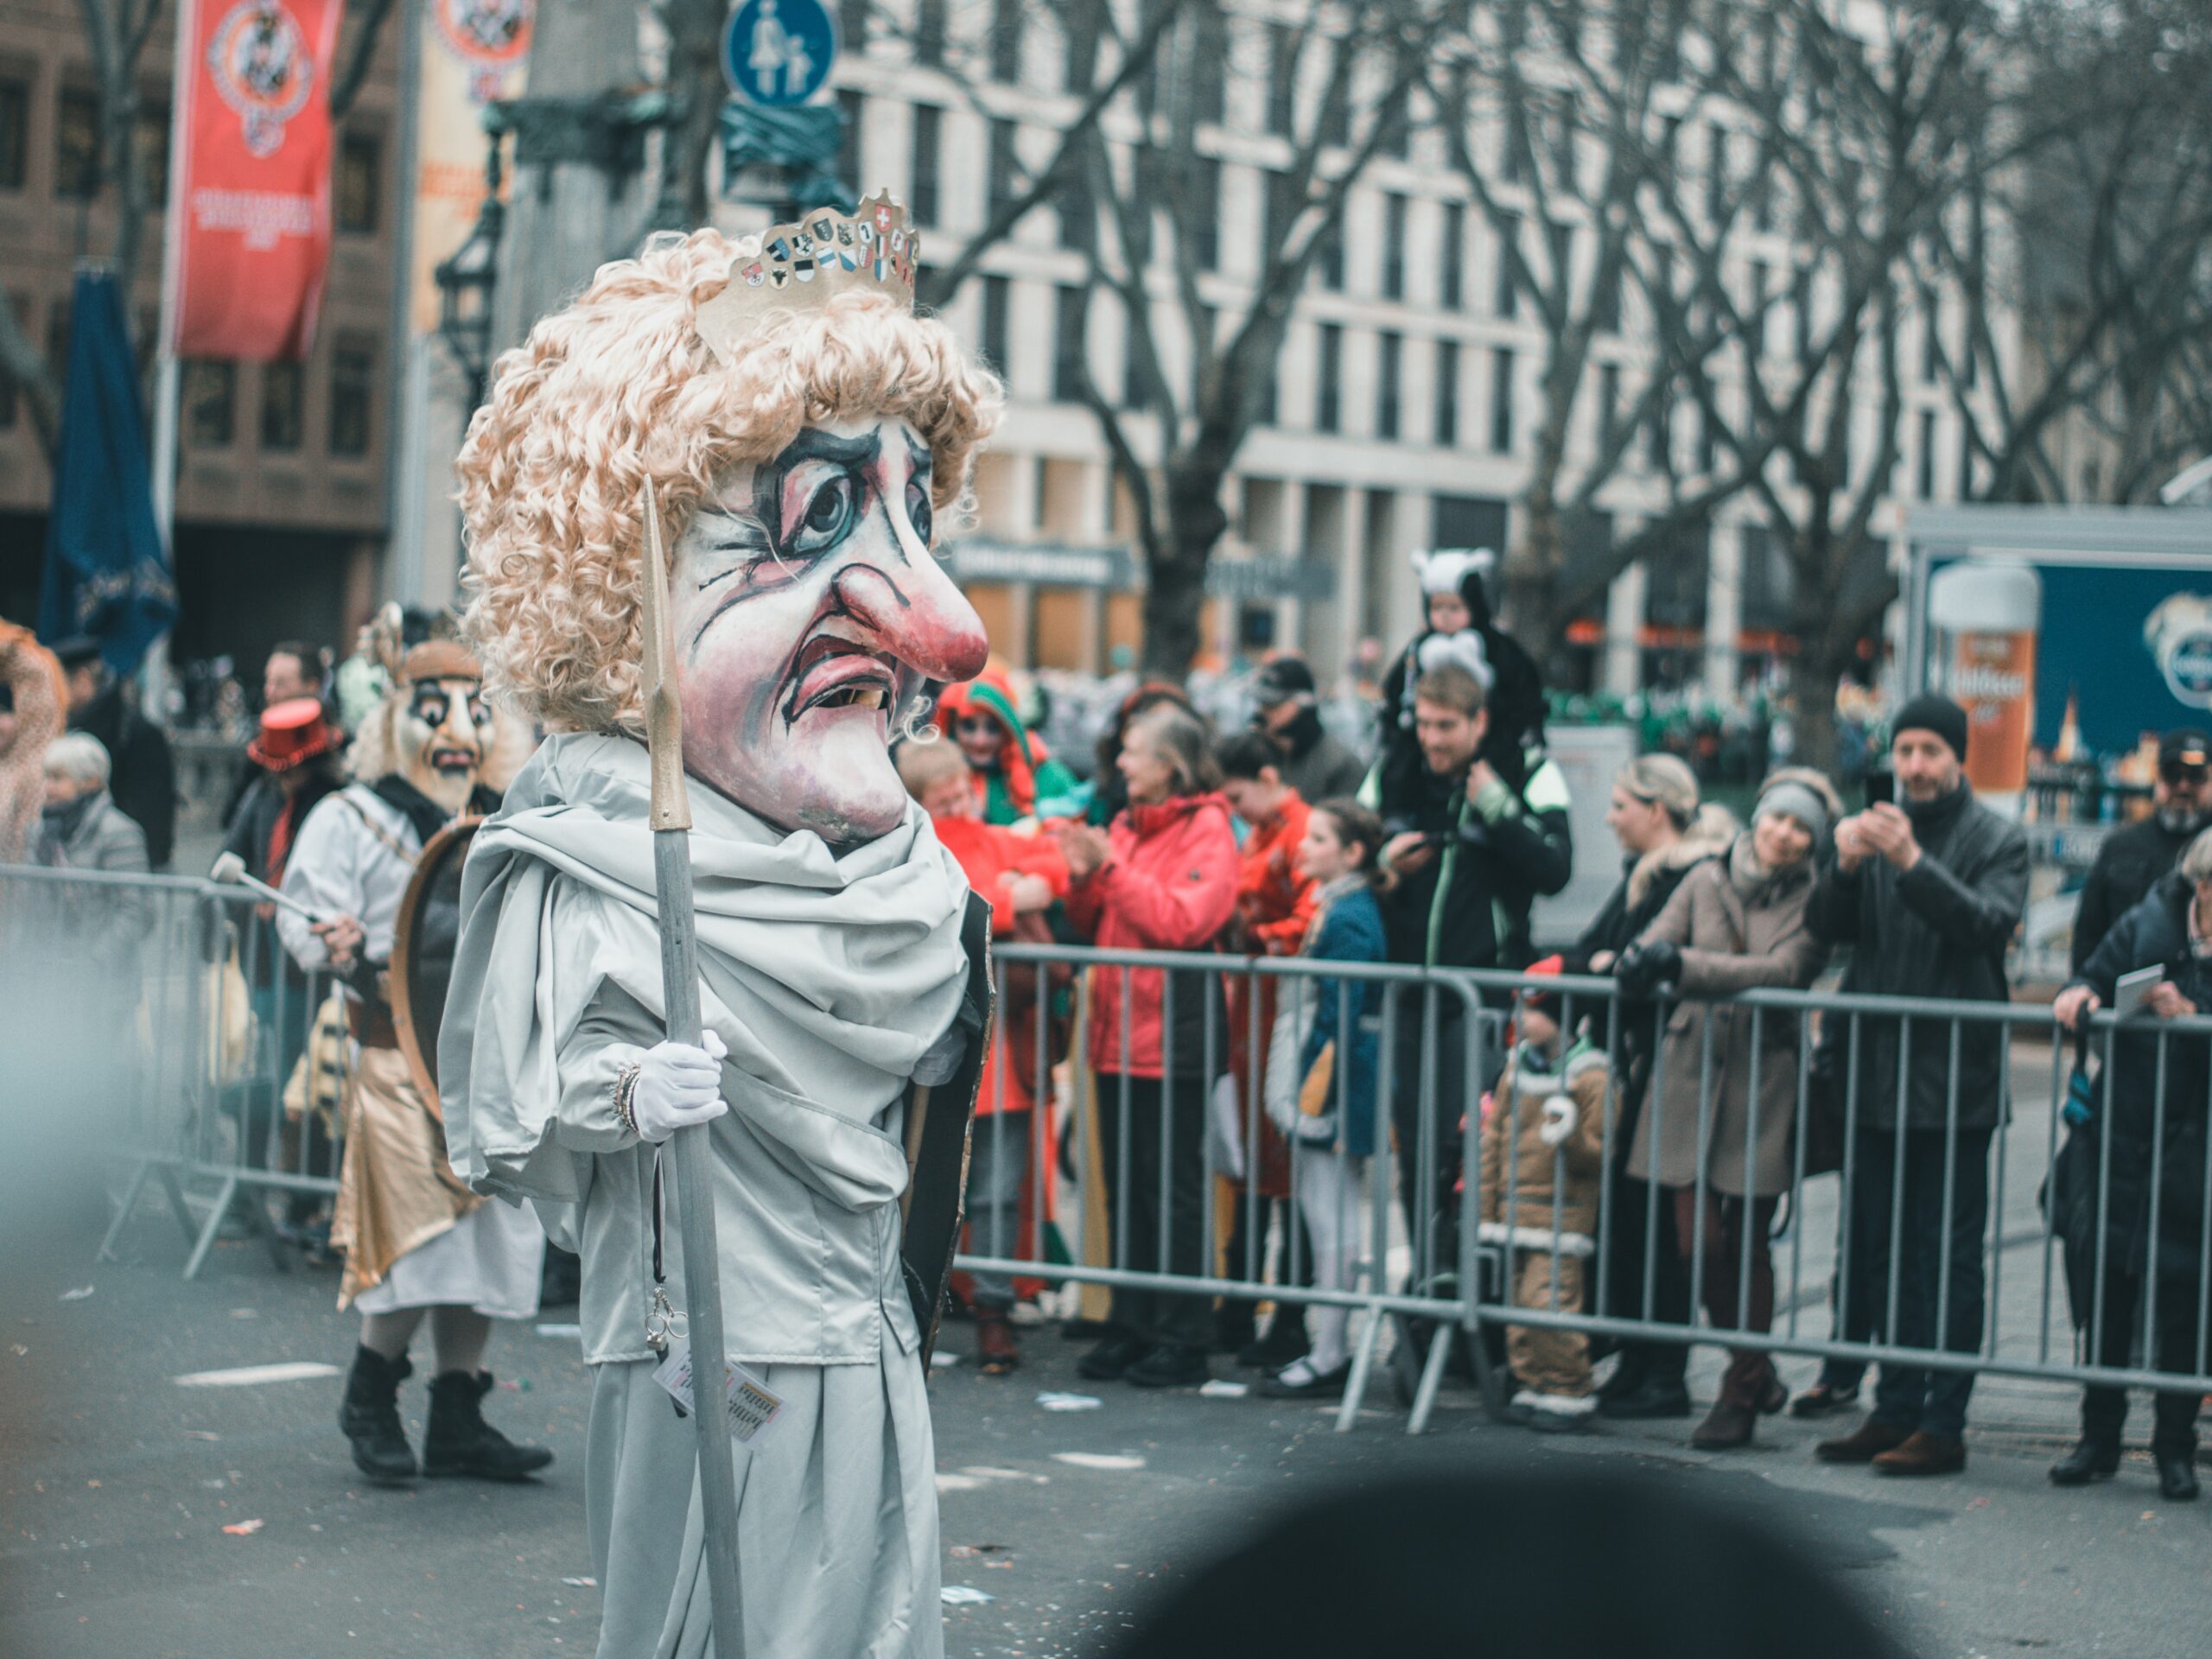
<box><xmin>37</xmin><ymin>267</ymin><xmax>176</xmax><ymax>677</ymax></box>
<box><xmin>724</xmin><ymin>0</ymin><xmax>837</xmax><ymax>107</ymax></box>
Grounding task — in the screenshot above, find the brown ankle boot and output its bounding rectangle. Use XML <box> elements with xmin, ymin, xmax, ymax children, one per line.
<box><xmin>1872</xmin><ymin>1430</ymin><xmax>1966</xmax><ymax>1477</ymax></box>
<box><xmin>1815</xmin><ymin>1416</ymin><xmax>1914</xmax><ymax>1464</ymax></box>
<box><xmin>1690</xmin><ymin>1357</ymin><xmax>1762</xmax><ymax>1450</ymax></box>
<box><xmin>976</xmin><ymin>1311</ymin><xmax>1020</xmax><ymax>1376</ymax></box>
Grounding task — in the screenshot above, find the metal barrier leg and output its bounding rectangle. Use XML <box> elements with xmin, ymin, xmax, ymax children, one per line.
<box><xmin>181</xmin><ymin>1173</ymin><xmax>240</xmax><ymax>1281</ymax></box>
<box><xmin>1407</xmin><ymin>1319</ymin><xmax>1454</xmax><ymax>1435</ymax></box>
<box><xmin>156</xmin><ymin>1162</ymin><xmax>200</xmax><ymax>1251</ymax></box>
<box><xmin>95</xmin><ymin>1158</ymin><xmax>158</xmax><ymax>1263</ymax></box>
<box><xmin>1334</xmin><ymin>1300</ymin><xmax>1386</xmax><ymax>1433</ymax></box>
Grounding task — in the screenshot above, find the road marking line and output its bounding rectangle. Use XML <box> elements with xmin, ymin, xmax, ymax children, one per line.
<box><xmin>174</xmin><ymin>1361</ymin><xmax>342</xmax><ymax>1388</ymax></box>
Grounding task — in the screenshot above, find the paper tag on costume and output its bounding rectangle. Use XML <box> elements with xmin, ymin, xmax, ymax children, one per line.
<box><xmin>652</xmin><ymin>1338</ymin><xmax>785</xmax><ymax>1446</ymax></box>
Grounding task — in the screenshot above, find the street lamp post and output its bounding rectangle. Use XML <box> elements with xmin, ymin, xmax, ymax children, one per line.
<box><xmin>434</xmin><ymin>134</ymin><xmax>506</xmax><ymax>414</ymax></box>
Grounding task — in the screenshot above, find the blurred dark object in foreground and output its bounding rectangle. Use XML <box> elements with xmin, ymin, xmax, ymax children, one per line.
<box><xmin>1103</xmin><ymin>1465</ymin><xmax>1912</xmax><ymax>1659</ymax></box>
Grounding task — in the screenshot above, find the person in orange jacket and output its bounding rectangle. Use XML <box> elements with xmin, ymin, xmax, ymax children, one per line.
<box><xmin>899</xmin><ymin>739</ymin><xmax>1071</xmax><ymax>1375</ymax></box>
<box><xmin>1214</xmin><ymin>730</ymin><xmax>1321</xmax><ymax>1365</ymax></box>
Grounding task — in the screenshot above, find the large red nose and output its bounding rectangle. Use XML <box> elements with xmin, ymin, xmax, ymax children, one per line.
<box><xmin>834</xmin><ymin>552</ymin><xmax>989</xmax><ymax>684</ymax></box>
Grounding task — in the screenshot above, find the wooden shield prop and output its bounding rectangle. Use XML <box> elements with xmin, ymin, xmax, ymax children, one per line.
<box><xmin>389</xmin><ymin>816</ymin><xmax>482</xmax><ymax>1118</ymax></box>
<box><xmin>901</xmin><ymin>890</ymin><xmax>995</xmax><ymax>1368</ymax></box>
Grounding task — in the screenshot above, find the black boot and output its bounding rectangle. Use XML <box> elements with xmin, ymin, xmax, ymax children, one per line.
<box><xmin>2155</xmin><ymin>1449</ymin><xmax>2200</xmax><ymax>1502</ymax></box>
<box><xmin>339</xmin><ymin>1345</ymin><xmax>418</xmax><ymax>1485</ymax></box>
<box><xmin>422</xmin><ymin>1370</ymin><xmax>555</xmax><ymax>1481</ymax></box>
<box><xmin>2048</xmin><ymin>1438</ymin><xmax>2121</xmax><ymax>1486</ymax></box>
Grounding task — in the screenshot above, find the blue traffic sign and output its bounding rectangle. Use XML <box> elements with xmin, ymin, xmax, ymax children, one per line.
<box><xmin>724</xmin><ymin>0</ymin><xmax>838</xmax><ymax>107</ymax></box>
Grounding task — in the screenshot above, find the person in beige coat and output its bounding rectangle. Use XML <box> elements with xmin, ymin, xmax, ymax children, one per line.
<box><xmin>1614</xmin><ymin>767</ymin><xmax>1841</xmax><ymax>1449</ymax></box>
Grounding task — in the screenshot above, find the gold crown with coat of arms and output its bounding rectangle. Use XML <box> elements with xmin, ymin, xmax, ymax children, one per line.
<box><xmin>694</xmin><ymin>190</ymin><xmax>919</xmax><ymax>365</ymax></box>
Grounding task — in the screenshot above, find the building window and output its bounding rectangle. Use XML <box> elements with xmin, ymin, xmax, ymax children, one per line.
<box><xmin>1593</xmin><ymin>252</ymin><xmax>1622</xmax><ymax>334</ymax></box>
<box><xmin>1187</xmin><ymin>157</ymin><xmax>1219</xmax><ymax>270</ymax></box>
<box><xmin>910</xmin><ymin>105</ymin><xmax>940</xmax><ymax>226</ymax></box>
<box><xmin>915</xmin><ymin>0</ymin><xmax>947</xmax><ymax>67</ymax></box>
<box><xmin>837</xmin><ymin>89</ymin><xmax>864</xmax><ymax>186</ymax></box>
<box><xmin>1488</xmin><ymin>346</ymin><xmax>1514</xmax><ymax>454</ymax></box>
<box><xmin>0</xmin><ymin>294</ymin><xmax>25</xmax><ymax>426</ymax></box>
<box><xmin>329</xmin><ymin>339</ymin><xmax>373</xmax><ymax>457</ymax></box>
<box><xmin>1440</xmin><ymin>202</ymin><xmax>1464</xmax><ymax>309</ymax></box>
<box><xmin>1546</xmin><ymin>219</ymin><xmax>1573</xmax><ymax>294</ymax></box>
<box><xmin>184</xmin><ymin>359</ymin><xmax>235</xmax><ymax>447</ymax></box>
<box><xmin>1376</xmin><ymin>330</ymin><xmax>1401</xmax><ymax>439</ymax></box>
<box><xmin>135</xmin><ymin>100</ymin><xmax>169</xmax><ymax>206</ymax></box>
<box><xmin>987</xmin><ymin>118</ymin><xmax>1019</xmax><ymax>213</ymax></box>
<box><xmin>989</xmin><ymin>0</ymin><xmax>1023</xmax><ymax>82</ymax></box>
<box><xmin>1266</xmin><ymin>23</ymin><xmax>1295</xmax><ymax>137</ymax></box>
<box><xmin>1916</xmin><ymin>408</ymin><xmax>1937</xmax><ymax>499</ymax></box>
<box><xmin>1704</xmin><ymin>123</ymin><xmax>1727</xmax><ymax>224</ymax></box>
<box><xmin>57</xmin><ymin>86</ymin><xmax>99</xmax><ymax>200</ymax></box>
<box><xmin>1262</xmin><ymin>169</ymin><xmax>1295</xmax><ymax>262</ymax></box>
<box><xmin>1434</xmin><ymin>340</ymin><xmax>1459</xmax><ymax>447</ymax></box>
<box><xmin>1316</xmin><ymin>323</ymin><xmax>1341</xmax><ymax>433</ymax></box>
<box><xmin>259</xmin><ymin>360</ymin><xmax>303</xmax><ymax>451</ymax></box>
<box><xmin>1058</xmin><ymin>177</ymin><xmax>1090</xmax><ymax>251</ymax></box>
<box><xmin>1920</xmin><ymin>296</ymin><xmax>1942</xmax><ymax>383</ymax></box>
<box><xmin>839</xmin><ymin>0</ymin><xmax>868</xmax><ymax>52</ymax></box>
<box><xmin>1958</xmin><ymin>425</ymin><xmax>1975</xmax><ymax>499</ymax></box>
<box><xmin>1190</xmin><ymin>2</ymin><xmax>1227</xmax><ymax>126</ymax></box>
<box><xmin>1598</xmin><ymin>361</ymin><xmax>1621</xmax><ymax>454</ymax></box>
<box><xmin>1382</xmin><ymin>194</ymin><xmax>1407</xmax><ymax>301</ymax></box>
<box><xmin>1696</xmin><ymin>397</ymin><xmax>1716</xmax><ymax>474</ymax></box>
<box><xmin>1317</xmin><ymin>223</ymin><xmax>1343</xmax><ymax>291</ymax></box>
<box><xmin>980</xmin><ymin>275</ymin><xmax>1010</xmax><ymax>372</ymax></box>
<box><xmin>1644</xmin><ymin>395</ymin><xmax>1669</xmax><ymax>472</ymax></box>
<box><xmin>1052</xmin><ymin>286</ymin><xmax>1086</xmax><ymax>404</ymax></box>
<box><xmin>0</xmin><ymin>78</ymin><xmax>29</xmax><ymax>190</ymax></box>
<box><xmin>1493</xmin><ymin>212</ymin><xmax>1520</xmax><ymax>318</ymax></box>
<box><xmin>337</xmin><ymin>131</ymin><xmax>380</xmax><ymax>235</ymax></box>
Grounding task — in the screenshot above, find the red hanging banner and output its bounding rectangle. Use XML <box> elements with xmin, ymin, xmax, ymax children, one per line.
<box><xmin>168</xmin><ymin>0</ymin><xmax>344</xmax><ymax>361</ymax></box>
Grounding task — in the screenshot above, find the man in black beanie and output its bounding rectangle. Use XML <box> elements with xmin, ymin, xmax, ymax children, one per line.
<box><xmin>1802</xmin><ymin>692</ymin><xmax>2028</xmax><ymax>1477</ymax></box>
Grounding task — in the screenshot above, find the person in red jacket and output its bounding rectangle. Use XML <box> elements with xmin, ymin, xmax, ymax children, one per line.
<box><xmin>1056</xmin><ymin>705</ymin><xmax>1239</xmax><ymax>1388</ymax></box>
<box><xmin>1214</xmin><ymin>730</ymin><xmax>1321</xmax><ymax>1366</ymax></box>
<box><xmin>899</xmin><ymin>739</ymin><xmax>1070</xmax><ymax>1375</ymax></box>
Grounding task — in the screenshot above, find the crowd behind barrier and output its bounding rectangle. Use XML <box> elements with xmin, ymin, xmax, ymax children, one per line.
<box><xmin>7</xmin><ymin>877</ymin><xmax>2212</xmax><ymax>1436</ymax></box>
<box><xmin>0</xmin><ymin>866</ymin><xmax>352</xmax><ymax>1280</ymax></box>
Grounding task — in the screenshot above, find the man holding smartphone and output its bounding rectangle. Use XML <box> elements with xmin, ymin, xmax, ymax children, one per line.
<box><xmin>1804</xmin><ymin>695</ymin><xmax>2029</xmax><ymax>1477</ymax></box>
<box><xmin>1378</xmin><ymin>664</ymin><xmax>1573</xmax><ymax>1298</ymax></box>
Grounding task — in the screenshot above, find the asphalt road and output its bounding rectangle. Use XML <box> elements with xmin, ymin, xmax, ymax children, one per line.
<box><xmin>3</xmin><ymin>1179</ymin><xmax>2209</xmax><ymax>1659</ymax></box>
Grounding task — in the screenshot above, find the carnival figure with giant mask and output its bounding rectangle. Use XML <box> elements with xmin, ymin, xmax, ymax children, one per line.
<box><xmin>442</xmin><ymin>196</ymin><xmax>997</xmax><ymax>1657</ymax></box>
<box><xmin>276</xmin><ymin>608</ymin><xmax>550</xmax><ymax>1486</ymax></box>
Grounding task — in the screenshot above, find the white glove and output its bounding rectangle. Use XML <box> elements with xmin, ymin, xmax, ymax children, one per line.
<box><xmin>629</xmin><ymin>1032</ymin><xmax>729</xmax><ymax>1144</ymax></box>
<box><xmin>1537</xmin><ymin>1095</ymin><xmax>1577</xmax><ymax>1149</ymax></box>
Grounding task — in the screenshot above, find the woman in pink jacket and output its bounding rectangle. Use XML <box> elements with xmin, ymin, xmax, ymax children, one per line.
<box><xmin>1058</xmin><ymin>705</ymin><xmax>1239</xmax><ymax>1388</ymax></box>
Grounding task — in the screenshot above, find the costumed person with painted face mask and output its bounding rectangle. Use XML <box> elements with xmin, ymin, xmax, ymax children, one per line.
<box><xmin>1374</xmin><ymin>548</ymin><xmax>1548</xmax><ymax>833</ymax></box>
<box><xmin>442</xmin><ymin>196</ymin><xmax>997</xmax><ymax>1658</ymax></box>
<box><xmin>276</xmin><ymin>608</ymin><xmax>550</xmax><ymax>1487</ymax></box>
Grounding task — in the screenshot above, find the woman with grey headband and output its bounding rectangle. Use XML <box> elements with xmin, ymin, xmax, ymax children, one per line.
<box><xmin>1612</xmin><ymin>766</ymin><xmax>1843</xmax><ymax>1452</ymax></box>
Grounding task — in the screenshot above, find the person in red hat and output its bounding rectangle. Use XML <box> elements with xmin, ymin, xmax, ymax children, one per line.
<box><xmin>218</xmin><ymin>696</ymin><xmax>350</xmax><ymax>1243</ymax></box>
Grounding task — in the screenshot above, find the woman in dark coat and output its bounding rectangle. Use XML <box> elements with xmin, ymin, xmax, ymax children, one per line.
<box><xmin>2050</xmin><ymin>830</ymin><xmax>2212</xmax><ymax>1503</ymax></box>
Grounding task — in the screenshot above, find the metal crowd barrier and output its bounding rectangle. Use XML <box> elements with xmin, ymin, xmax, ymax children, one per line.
<box><xmin>0</xmin><ymin>862</ymin><xmax>349</xmax><ymax>1281</ymax></box>
<box><xmin>968</xmin><ymin>944</ymin><xmax>2212</xmax><ymax>1433</ymax></box>
<box><xmin>14</xmin><ymin>861</ymin><xmax>2211</xmax><ymax>1438</ymax></box>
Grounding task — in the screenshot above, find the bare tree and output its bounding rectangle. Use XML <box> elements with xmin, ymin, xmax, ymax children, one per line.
<box><xmin>1034</xmin><ymin>0</ymin><xmax>1452</xmax><ymax>677</ymax></box>
<box><xmin>1631</xmin><ymin>0</ymin><xmax>2009</xmax><ymax>770</ymax></box>
<box><xmin>0</xmin><ymin>0</ymin><xmax>399</xmax><ymax>463</ymax></box>
<box><xmin>1429</xmin><ymin>0</ymin><xmax>1774</xmax><ymax>672</ymax></box>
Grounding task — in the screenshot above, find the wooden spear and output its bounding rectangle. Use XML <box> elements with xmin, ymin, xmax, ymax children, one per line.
<box><xmin>640</xmin><ymin>481</ymin><xmax>747</xmax><ymax>1655</ymax></box>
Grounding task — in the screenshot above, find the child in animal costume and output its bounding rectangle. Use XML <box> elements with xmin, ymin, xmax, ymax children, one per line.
<box><xmin>1375</xmin><ymin>548</ymin><xmax>1548</xmax><ymax>830</ymax></box>
<box><xmin>1478</xmin><ymin>961</ymin><xmax>1613</xmax><ymax>1430</ymax></box>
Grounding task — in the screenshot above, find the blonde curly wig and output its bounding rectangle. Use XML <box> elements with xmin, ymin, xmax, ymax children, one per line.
<box><xmin>455</xmin><ymin>228</ymin><xmax>1003</xmax><ymax>734</ymax></box>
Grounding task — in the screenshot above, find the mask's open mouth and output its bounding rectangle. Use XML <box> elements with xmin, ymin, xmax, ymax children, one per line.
<box><xmin>785</xmin><ymin>636</ymin><xmax>899</xmax><ymax>722</ymax></box>
<box><xmin>430</xmin><ymin>748</ymin><xmax>477</xmax><ymax>772</ymax></box>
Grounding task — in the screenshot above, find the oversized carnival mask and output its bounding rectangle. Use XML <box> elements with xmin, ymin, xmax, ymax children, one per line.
<box><xmin>397</xmin><ymin>666</ymin><xmax>490</xmax><ymax>817</ymax></box>
<box><xmin>669</xmin><ymin>415</ymin><xmax>988</xmax><ymax>843</ymax></box>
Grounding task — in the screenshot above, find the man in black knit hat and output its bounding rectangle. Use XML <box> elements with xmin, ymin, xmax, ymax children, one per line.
<box><xmin>1802</xmin><ymin>693</ymin><xmax>2028</xmax><ymax>1477</ymax></box>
